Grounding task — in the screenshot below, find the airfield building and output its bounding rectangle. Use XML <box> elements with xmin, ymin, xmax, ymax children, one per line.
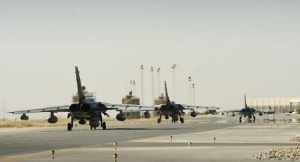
<box><xmin>247</xmin><ymin>97</ymin><xmax>300</xmax><ymax>113</ymax></box>
<box><xmin>121</xmin><ymin>91</ymin><xmax>140</xmax><ymax>119</ymax></box>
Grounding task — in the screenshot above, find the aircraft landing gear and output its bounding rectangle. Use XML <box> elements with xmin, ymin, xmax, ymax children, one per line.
<box><xmin>67</xmin><ymin>116</ymin><xmax>74</xmax><ymax>131</ymax></box>
<box><xmin>158</xmin><ymin>114</ymin><xmax>162</xmax><ymax>123</ymax></box>
<box><xmin>67</xmin><ymin>123</ymin><xmax>73</xmax><ymax>131</ymax></box>
<box><xmin>99</xmin><ymin>113</ymin><xmax>106</xmax><ymax>130</ymax></box>
<box><xmin>179</xmin><ymin>114</ymin><xmax>184</xmax><ymax>123</ymax></box>
<box><xmin>102</xmin><ymin>122</ymin><xmax>106</xmax><ymax>130</ymax></box>
<box><xmin>253</xmin><ymin>116</ymin><xmax>256</xmax><ymax>123</ymax></box>
<box><xmin>180</xmin><ymin>118</ymin><xmax>184</xmax><ymax>123</ymax></box>
<box><xmin>239</xmin><ymin>116</ymin><xmax>242</xmax><ymax>123</ymax></box>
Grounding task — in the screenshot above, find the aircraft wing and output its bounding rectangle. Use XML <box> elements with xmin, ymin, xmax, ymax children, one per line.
<box><xmin>9</xmin><ymin>105</ymin><xmax>70</xmax><ymax>114</ymax></box>
<box><xmin>181</xmin><ymin>105</ymin><xmax>220</xmax><ymax>110</ymax></box>
<box><xmin>220</xmin><ymin>109</ymin><xmax>242</xmax><ymax>113</ymax></box>
<box><xmin>9</xmin><ymin>103</ymin><xmax>157</xmax><ymax>114</ymax></box>
<box><xmin>206</xmin><ymin>107</ymin><xmax>221</xmax><ymax>111</ymax></box>
<box><xmin>104</xmin><ymin>103</ymin><xmax>157</xmax><ymax>111</ymax></box>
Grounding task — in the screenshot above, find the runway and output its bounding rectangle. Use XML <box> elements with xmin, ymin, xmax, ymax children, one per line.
<box><xmin>1</xmin><ymin>114</ymin><xmax>300</xmax><ymax>162</ymax></box>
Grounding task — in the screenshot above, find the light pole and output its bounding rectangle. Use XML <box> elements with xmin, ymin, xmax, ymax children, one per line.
<box><xmin>140</xmin><ymin>65</ymin><xmax>144</xmax><ymax>105</ymax></box>
<box><xmin>130</xmin><ymin>80</ymin><xmax>132</xmax><ymax>94</ymax></box>
<box><xmin>188</xmin><ymin>76</ymin><xmax>192</xmax><ymax>105</ymax></box>
<box><xmin>2</xmin><ymin>99</ymin><xmax>4</xmax><ymax>121</ymax></box>
<box><xmin>132</xmin><ymin>80</ymin><xmax>135</xmax><ymax>95</ymax></box>
<box><xmin>157</xmin><ymin>67</ymin><xmax>160</xmax><ymax>97</ymax></box>
<box><xmin>192</xmin><ymin>83</ymin><xmax>195</xmax><ymax>105</ymax></box>
<box><xmin>150</xmin><ymin>66</ymin><xmax>154</xmax><ymax>104</ymax></box>
<box><xmin>172</xmin><ymin>64</ymin><xmax>177</xmax><ymax>100</ymax></box>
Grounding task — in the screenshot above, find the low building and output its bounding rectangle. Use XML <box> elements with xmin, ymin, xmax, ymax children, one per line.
<box><xmin>122</xmin><ymin>91</ymin><xmax>140</xmax><ymax>119</ymax></box>
<box><xmin>248</xmin><ymin>97</ymin><xmax>300</xmax><ymax>113</ymax></box>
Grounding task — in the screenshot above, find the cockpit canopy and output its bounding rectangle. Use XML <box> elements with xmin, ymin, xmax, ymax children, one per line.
<box><xmin>170</xmin><ymin>101</ymin><xmax>176</xmax><ymax>105</ymax></box>
<box><xmin>84</xmin><ymin>98</ymin><xmax>97</xmax><ymax>103</ymax></box>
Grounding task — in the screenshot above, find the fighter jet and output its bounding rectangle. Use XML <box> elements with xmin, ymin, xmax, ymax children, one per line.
<box><xmin>221</xmin><ymin>95</ymin><xmax>263</xmax><ymax>123</ymax></box>
<box><xmin>262</xmin><ymin>106</ymin><xmax>276</xmax><ymax>114</ymax></box>
<box><xmin>9</xmin><ymin>66</ymin><xmax>143</xmax><ymax>131</ymax></box>
<box><xmin>125</xmin><ymin>81</ymin><xmax>217</xmax><ymax>123</ymax></box>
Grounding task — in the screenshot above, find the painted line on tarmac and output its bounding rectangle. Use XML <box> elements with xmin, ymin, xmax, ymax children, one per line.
<box><xmin>193</xmin><ymin>130</ymin><xmax>220</xmax><ymax>135</ymax></box>
<box><xmin>1</xmin><ymin>147</ymin><xmax>83</xmax><ymax>162</ymax></box>
<box><xmin>134</xmin><ymin>129</ymin><xmax>225</xmax><ymax>142</ymax></box>
<box><xmin>134</xmin><ymin>136</ymin><xmax>168</xmax><ymax>142</ymax></box>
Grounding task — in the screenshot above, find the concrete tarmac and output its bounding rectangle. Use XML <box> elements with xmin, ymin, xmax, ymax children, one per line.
<box><xmin>1</xmin><ymin>114</ymin><xmax>300</xmax><ymax>162</ymax></box>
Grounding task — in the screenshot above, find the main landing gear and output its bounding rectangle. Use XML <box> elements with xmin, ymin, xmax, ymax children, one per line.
<box><xmin>157</xmin><ymin>114</ymin><xmax>162</xmax><ymax>123</ymax></box>
<box><xmin>239</xmin><ymin>115</ymin><xmax>256</xmax><ymax>123</ymax></box>
<box><xmin>180</xmin><ymin>117</ymin><xmax>184</xmax><ymax>123</ymax></box>
<box><xmin>100</xmin><ymin>112</ymin><xmax>106</xmax><ymax>130</ymax></box>
<box><xmin>179</xmin><ymin>114</ymin><xmax>184</xmax><ymax>123</ymax></box>
<box><xmin>67</xmin><ymin>114</ymin><xmax>74</xmax><ymax>131</ymax></box>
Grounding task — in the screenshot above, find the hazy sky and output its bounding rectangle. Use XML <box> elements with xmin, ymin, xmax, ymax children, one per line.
<box><xmin>1</xmin><ymin>0</ymin><xmax>300</xmax><ymax>119</ymax></box>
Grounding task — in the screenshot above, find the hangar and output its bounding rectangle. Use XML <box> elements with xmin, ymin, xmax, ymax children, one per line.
<box><xmin>247</xmin><ymin>98</ymin><xmax>300</xmax><ymax>113</ymax></box>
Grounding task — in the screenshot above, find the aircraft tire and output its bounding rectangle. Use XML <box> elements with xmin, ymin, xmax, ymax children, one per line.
<box><xmin>67</xmin><ymin>123</ymin><xmax>72</xmax><ymax>131</ymax></box>
<box><xmin>103</xmin><ymin>122</ymin><xmax>106</xmax><ymax>130</ymax></box>
<box><xmin>157</xmin><ymin>118</ymin><xmax>161</xmax><ymax>123</ymax></box>
<box><xmin>180</xmin><ymin>118</ymin><xmax>184</xmax><ymax>123</ymax></box>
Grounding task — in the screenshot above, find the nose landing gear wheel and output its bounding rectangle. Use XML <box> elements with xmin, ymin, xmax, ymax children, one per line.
<box><xmin>157</xmin><ymin>118</ymin><xmax>161</xmax><ymax>123</ymax></box>
<box><xmin>102</xmin><ymin>122</ymin><xmax>106</xmax><ymax>130</ymax></box>
<box><xmin>180</xmin><ymin>118</ymin><xmax>184</xmax><ymax>123</ymax></box>
<box><xmin>67</xmin><ymin>123</ymin><xmax>73</xmax><ymax>131</ymax></box>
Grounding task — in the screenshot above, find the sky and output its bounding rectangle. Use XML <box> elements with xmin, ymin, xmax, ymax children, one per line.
<box><xmin>1</xmin><ymin>0</ymin><xmax>300</xmax><ymax>119</ymax></box>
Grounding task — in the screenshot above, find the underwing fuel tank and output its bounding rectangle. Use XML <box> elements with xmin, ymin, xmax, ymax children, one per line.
<box><xmin>47</xmin><ymin>115</ymin><xmax>58</xmax><ymax>123</ymax></box>
<box><xmin>116</xmin><ymin>113</ymin><xmax>126</xmax><ymax>121</ymax></box>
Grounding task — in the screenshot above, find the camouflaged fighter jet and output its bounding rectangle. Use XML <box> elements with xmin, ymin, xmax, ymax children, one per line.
<box><xmin>9</xmin><ymin>66</ymin><xmax>146</xmax><ymax>131</ymax></box>
<box><xmin>122</xmin><ymin>81</ymin><xmax>219</xmax><ymax>123</ymax></box>
<box><xmin>221</xmin><ymin>95</ymin><xmax>263</xmax><ymax>123</ymax></box>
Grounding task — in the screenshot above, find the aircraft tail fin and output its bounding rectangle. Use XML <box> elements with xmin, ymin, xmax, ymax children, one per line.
<box><xmin>164</xmin><ymin>81</ymin><xmax>171</xmax><ymax>105</ymax></box>
<box><xmin>75</xmin><ymin>66</ymin><xmax>84</xmax><ymax>104</ymax></box>
<box><xmin>244</xmin><ymin>94</ymin><xmax>248</xmax><ymax>108</ymax></box>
